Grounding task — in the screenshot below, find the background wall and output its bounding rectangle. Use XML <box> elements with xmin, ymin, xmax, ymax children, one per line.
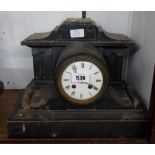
<box><xmin>87</xmin><ymin>11</ymin><xmax>133</xmax><ymax>35</ymax></box>
<box><xmin>127</xmin><ymin>12</ymin><xmax>155</xmax><ymax>108</ymax></box>
<box><xmin>0</xmin><ymin>11</ymin><xmax>154</xmax><ymax>108</ymax></box>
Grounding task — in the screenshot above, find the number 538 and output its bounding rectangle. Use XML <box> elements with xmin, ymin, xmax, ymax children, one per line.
<box><xmin>76</xmin><ymin>76</ymin><xmax>85</xmax><ymax>80</ymax></box>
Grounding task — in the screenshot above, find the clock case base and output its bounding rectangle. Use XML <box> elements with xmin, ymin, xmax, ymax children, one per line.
<box><xmin>7</xmin><ymin>80</ymin><xmax>148</xmax><ymax>138</ymax></box>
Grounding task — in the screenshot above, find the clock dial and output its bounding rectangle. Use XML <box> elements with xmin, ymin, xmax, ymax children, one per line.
<box><xmin>61</xmin><ymin>61</ymin><xmax>103</xmax><ymax>101</ymax></box>
<box><xmin>55</xmin><ymin>43</ymin><xmax>109</xmax><ymax>105</ymax></box>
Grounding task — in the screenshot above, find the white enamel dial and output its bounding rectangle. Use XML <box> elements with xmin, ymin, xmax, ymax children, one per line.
<box><xmin>61</xmin><ymin>61</ymin><xmax>103</xmax><ymax>100</ymax></box>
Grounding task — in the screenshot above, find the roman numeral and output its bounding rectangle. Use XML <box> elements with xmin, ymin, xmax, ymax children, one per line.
<box><xmin>89</xmin><ymin>92</ymin><xmax>92</xmax><ymax>96</ymax></box>
<box><xmin>81</xmin><ymin>62</ymin><xmax>84</xmax><ymax>68</ymax></box>
<box><xmin>72</xmin><ymin>65</ymin><xmax>77</xmax><ymax>73</ymax></box>
<box><xmin>80</xmin><ymin>93</ymin><xmax>83</xmax><ymax>98</ymax></box>
<box><xmin>64</xmin><ymin>79</ymin><xmax>69</xmax><ymax>81</ymax></box>
<box><xmin>66</xmin><ymin>71</ymin><xmax>71</xmax><ymax>74</ymax></box>
<box><xmin>71</xmin><ymin>91</ymin><xmax>75</xmax><ymax>96</ymax></box>
<box><xmin>94</xmin><ymin>71</ymin><xmax>99</xmax><ymax>75</ymax></box>
<box><xmin>65</xmin><ymin>85</ymin><xmax>70</xmax><ymax>90</ymax></box>
<box><xmin>93</xmin><ymin>86</ymin><xmax>98</xmax><ymax>91</ymax></box>
<box><xmin>89</xmin><ymin>64</ymin><xmax>93</xmax><ymax>70</ymax></box>
<box><xmin>96</xmin><ymin>79</ymin><xmax>101</xmax><ymax>82</ymax></box>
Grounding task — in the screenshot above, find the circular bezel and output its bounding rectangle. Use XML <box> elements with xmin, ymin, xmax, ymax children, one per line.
<box><xmin>55</xmin><ymin>55</ymin><xmax>109</xmax><ymax>105</ymax></box>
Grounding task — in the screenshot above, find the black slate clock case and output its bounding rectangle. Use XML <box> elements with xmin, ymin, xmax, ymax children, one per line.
<box><xmin>7</xmin><ymin>18</ymin><xmax>148</xmax><ymax>138</ymax></box>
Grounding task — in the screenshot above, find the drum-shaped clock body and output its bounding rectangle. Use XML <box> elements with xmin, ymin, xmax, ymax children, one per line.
<box><xmin>55</xmin><ymin>42</ymin><xmax>109</xmax><ymax>105</ymax></box>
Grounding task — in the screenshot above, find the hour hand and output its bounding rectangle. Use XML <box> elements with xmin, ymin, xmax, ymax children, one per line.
<box><xmin>89</xmin><ymin>84</ymin><xmax>98</xmax><ymax>91</ymax></box>
<box><xmin>82</xmin><ymin>82</ymin><xmax>98</xmax><ymax>90</ymax></box>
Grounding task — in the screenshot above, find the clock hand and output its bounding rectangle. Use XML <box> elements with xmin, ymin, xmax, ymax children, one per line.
<box><xmin>89</xmin><ymin>84</ymin><xmax>98</xmax><ymax>90</ymax></box>
<box><xmin>81</xmin><ymin>82</ymin><xmax>98</xmax><ymax>90</ymax></box>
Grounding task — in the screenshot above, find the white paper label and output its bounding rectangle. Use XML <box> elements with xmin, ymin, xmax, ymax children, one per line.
<box><xmin>72</xmin><ymin>73</ymin><xmax>89</xmax><ymax>83</ymax></box>
<box><xmin>70</xmin><ymin>29</ymin><xmax>84</xmax><ymax>38</ymax></box>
